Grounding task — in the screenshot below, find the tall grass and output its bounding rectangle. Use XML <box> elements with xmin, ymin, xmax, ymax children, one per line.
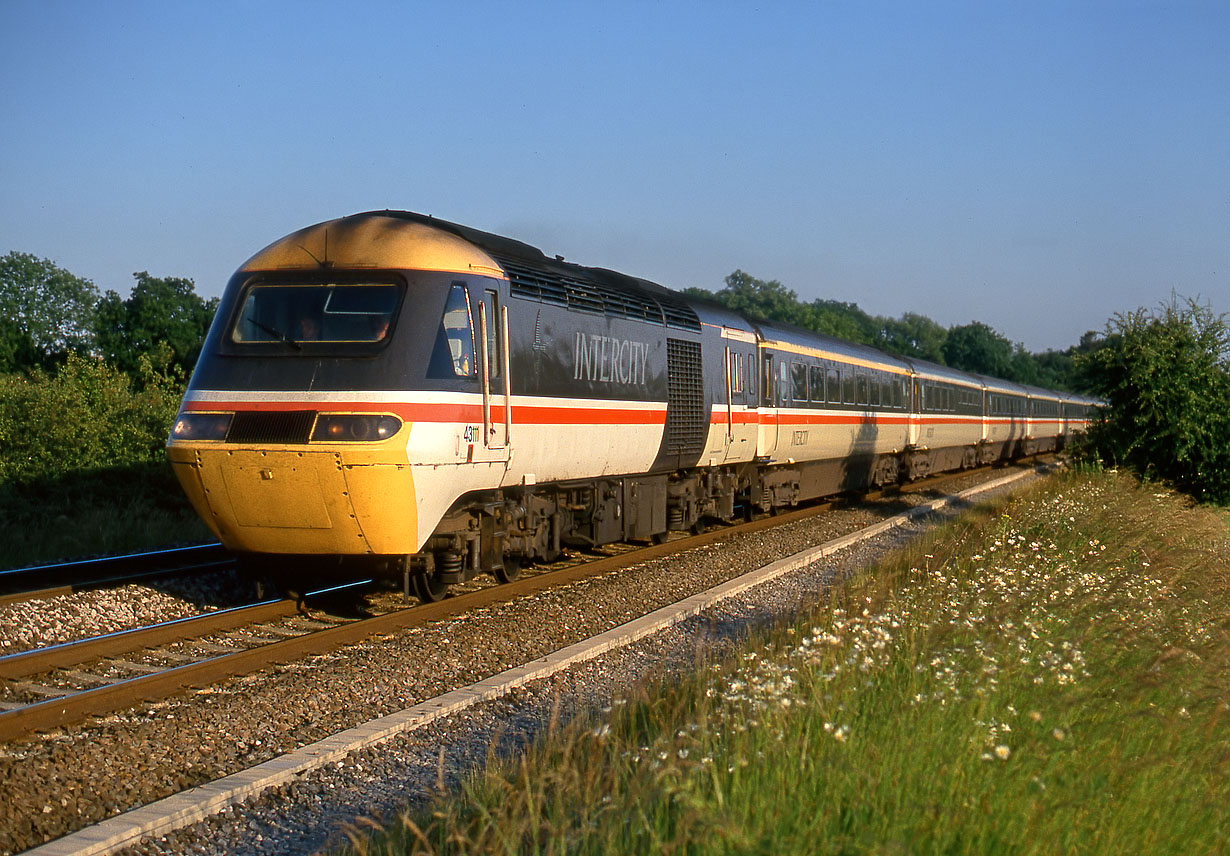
<box><xmin>339</xmin><ymin>472</ymin><xmax>1229</xmax><ymax>855</ymax></box>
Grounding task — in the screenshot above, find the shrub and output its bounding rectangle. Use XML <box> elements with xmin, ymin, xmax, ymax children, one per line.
<box><xmin>0</xmin><ymin>351</ymin><xmax>184</xmax><ymax>484</ymax></box>
<box><xmin>1077</xmin><ymin>296</ymin><xmax>1230</xmax><ymax>504</ymax></box>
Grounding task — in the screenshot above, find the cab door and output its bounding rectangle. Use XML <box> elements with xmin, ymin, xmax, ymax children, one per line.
<box><xmin>477</xmin><ymin>288</ymin><xmax>511</xmax><ymax>456</ymax></box>
<box><xmin>716</xmin><ymin>326</ymin><xmax>759</xmax><ymax>465</ymax></box>
<box><xmin>907</xmin><ymin>378</ymin><xmax>923</xmax><ymax>448</ymax></box>
<box><xmin>758</xmin><ymin>351</ymin><xmax>781</xmax><ymax>459</ymax></box>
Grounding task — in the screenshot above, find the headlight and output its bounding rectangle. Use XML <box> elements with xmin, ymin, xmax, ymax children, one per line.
<box><xmin>311</xmin><ymin>414</ymin><xmax>402</xmax><ymax>442</ymax></box>
<box><xmin>170</xmin><ymin>412</ymin><xmax>233</xmax><ymax>441</ymax></box>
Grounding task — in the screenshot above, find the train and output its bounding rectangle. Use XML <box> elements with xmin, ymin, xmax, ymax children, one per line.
<box><xmin>166</xmin><ymin>210</ymin><xmax>1098</xmax><ymax>600</ymax></box>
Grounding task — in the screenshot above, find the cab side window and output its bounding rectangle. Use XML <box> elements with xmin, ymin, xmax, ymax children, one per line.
<box><xmin>428</xmin><ymin>284</ymin><xmax>476</xmax><ymax>378</ymax></box>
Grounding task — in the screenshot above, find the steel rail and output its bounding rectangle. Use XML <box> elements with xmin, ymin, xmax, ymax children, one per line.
<box><xmin>0</xmin><ymin>598</ymin><xmax>301</xmax><ymax>681</ymax></box>
<box><xmin>0</xmin><ymin>544</ymin><xmax>232</xmax><ymax>606</ymax></box>
<box><xmin>0</xmin><ymin>581</ymin><xmax>381</xmax><ymax>743</ymax></box>
<box><xmin>1</xmin><ymin>543</ymin><xmax>226</xmax><ymax>578</ymax></box>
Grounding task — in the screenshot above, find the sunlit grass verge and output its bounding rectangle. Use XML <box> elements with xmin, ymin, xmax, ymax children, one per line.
<box><xmin>339</xmin><ymin>472</ymin><xmax>1229</xmax><ymax>856</ymax></box>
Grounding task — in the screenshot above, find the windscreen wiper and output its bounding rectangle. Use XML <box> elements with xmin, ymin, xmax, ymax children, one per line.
<box><xmin>246</xmin><ymin>316</ymin><xmax>302</xmax><ymax>350</ymax></box>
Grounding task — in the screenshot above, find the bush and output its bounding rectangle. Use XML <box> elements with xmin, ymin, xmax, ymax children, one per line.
<box><xmin>0</xmin><ymin>351</ymin><xmax>185</xmax><ymax>484</ymax></box>
<box><xmin>0</xmin><ymin>352</ymin><xmax>203</xmax><ymax>565</ymax></box>
<box><xmin>1078</xmin><ymin>296</ymin><xmax>1230</xmax><ymax>504</ymax></box>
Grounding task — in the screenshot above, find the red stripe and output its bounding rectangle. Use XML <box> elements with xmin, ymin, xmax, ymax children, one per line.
<box><xmin>710</xmin><ymin>411</ymin><xmax>761</xmax><ymax>426</ymax></box>
<box><xmin>185</xmin><ymin>399</ymin><xmax>1086</xmax><ymax>432</ymax></box>
<box><xmin>184</xmin><ymin>399</ymin><xmax>667</xmax><ymax>427</ymax></box>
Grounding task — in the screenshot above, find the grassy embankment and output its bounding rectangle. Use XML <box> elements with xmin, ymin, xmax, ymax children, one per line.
<box><xmin>0</xmin><ymin>358</ymin><xmax>211</xmax><ymax>569</ymax></box>
<box><xmin>339</xmin><ymin>471</ymin><xmax>1228</xmax><ymax>855</ymax></box>
<box><xmin>0</xmin><ymin>463</ymin><xmax>211</xmax><ymax>569</ymax></box>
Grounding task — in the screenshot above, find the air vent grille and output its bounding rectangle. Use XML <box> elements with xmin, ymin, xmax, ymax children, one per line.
<box><xmin>226</xmin><ymin>410</ymin><xmax>316</xmax><ymax>444</ymax></box>
<box><xmin>498</xmin><ymin>258</ymin><xmax>700</xmax><ymax>332</ymax></box>
<box><xmin>664</xmin><ymin>339</ymin><xmax>706</xmax><ymax>458</ymax></box>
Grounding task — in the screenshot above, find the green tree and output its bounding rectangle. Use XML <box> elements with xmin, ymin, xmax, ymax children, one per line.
<box><xmin>95</xmin><ymin>271</ymin><xmax>218</xmax><ymax>374</ymax></box>
<box><xmin>1008</xmin><ymin>344</ymin><xmax>1041</xmax><ymax>385</ymax></box>
<box><xmin>709</xmin><ymin>270</ymin><xmax>804</xmax><ymax>324</ymax></box>
<box><xmin>807</xmin><ymin>298</ymin><xmax>877</xmax><ymax>345</ymax></box>
<box><xmin>1031</xmin><ymin>348</ymin><xmax>1075</xmax><ymax>390</ymax></box>
<box><xmin>875</xmin><ymin>312</ymin><xmax>948</xmax><ymax>362</ymax></box>
<box><xmin>943</xmin><ymin>322</ymin><xmax>1015</xmax><ymax>378</ymax></box>
<box><xmin>1079</xmin><ymin>297</ymin><xmax>1230</xmax><ymax>504</ymax></box>
<box><xmin>0</xmin><ymin>252</ymin><xmax>99</xmax><ymax>372</ymax></box>
<box><xmin>1065</xmin><ymin>330</ymin><xmax>1107</xmax><ymax>393</ymax></box>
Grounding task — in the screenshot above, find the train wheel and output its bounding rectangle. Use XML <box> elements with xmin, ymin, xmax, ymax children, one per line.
<box><xmin>493</xmin><ymin>557</ymin><xmax>522</xmax><ymax>583</ymax></box>
<box><xmin>412</xmin><ymin>571</ymin><xmax>449</xmax><ymax>603</ymax></box>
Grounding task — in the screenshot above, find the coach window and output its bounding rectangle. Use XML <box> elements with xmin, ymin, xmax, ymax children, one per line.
<box><xmin>729</xmin><ymin>351</ymin><xmax>745</xmax><ymax>399</ymax></box>
<box><xmin>779</xmin><ymin>361</ymin><xmax>790</xmax><ymax>405</ymax></box>
<box><xmin>827</xmin><ymin>368</ymin><xmax>840</xmax><ymax>404</ymax></box>
<box><xmin>810</xmin><ymin>365</ymin><xmax>825</xmax><ymax>405</ymax></box>
<box><xmin>791</xmin><ymin>362</ymin><xmax>808</xmax><ymax>403</ymax></box>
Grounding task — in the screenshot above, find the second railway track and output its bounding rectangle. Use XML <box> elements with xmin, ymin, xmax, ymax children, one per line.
<box><xmin>0</xmin><ymin>544</ymin><xmax>233</xmax><ymax>608</ymax></box>
<box><xmin>0</xmin><ymin>592</ymin><xmax>356</xmax><ymax>742</ymax></box>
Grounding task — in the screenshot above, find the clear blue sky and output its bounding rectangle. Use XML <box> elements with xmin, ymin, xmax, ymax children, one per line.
<box><xmin>2</xmin><ymin>1</ymin><xmax>1227</xmax><ymax>351</ymax></box>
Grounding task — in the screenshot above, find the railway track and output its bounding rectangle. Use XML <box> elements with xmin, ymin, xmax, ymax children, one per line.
<box><xmin>0</xmin><ymin>543</ymin><xmax>233</xmax><ymax>607</ymax></box>
<box><xmin>0</xmin><ymin>460</ymin><xmax>1053</xmax><ymax>744</ymax></box>
<box><xmin>0</xmin><ymin>580</ymin><xmax>375</xmax><ymax>742</ymax></box>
